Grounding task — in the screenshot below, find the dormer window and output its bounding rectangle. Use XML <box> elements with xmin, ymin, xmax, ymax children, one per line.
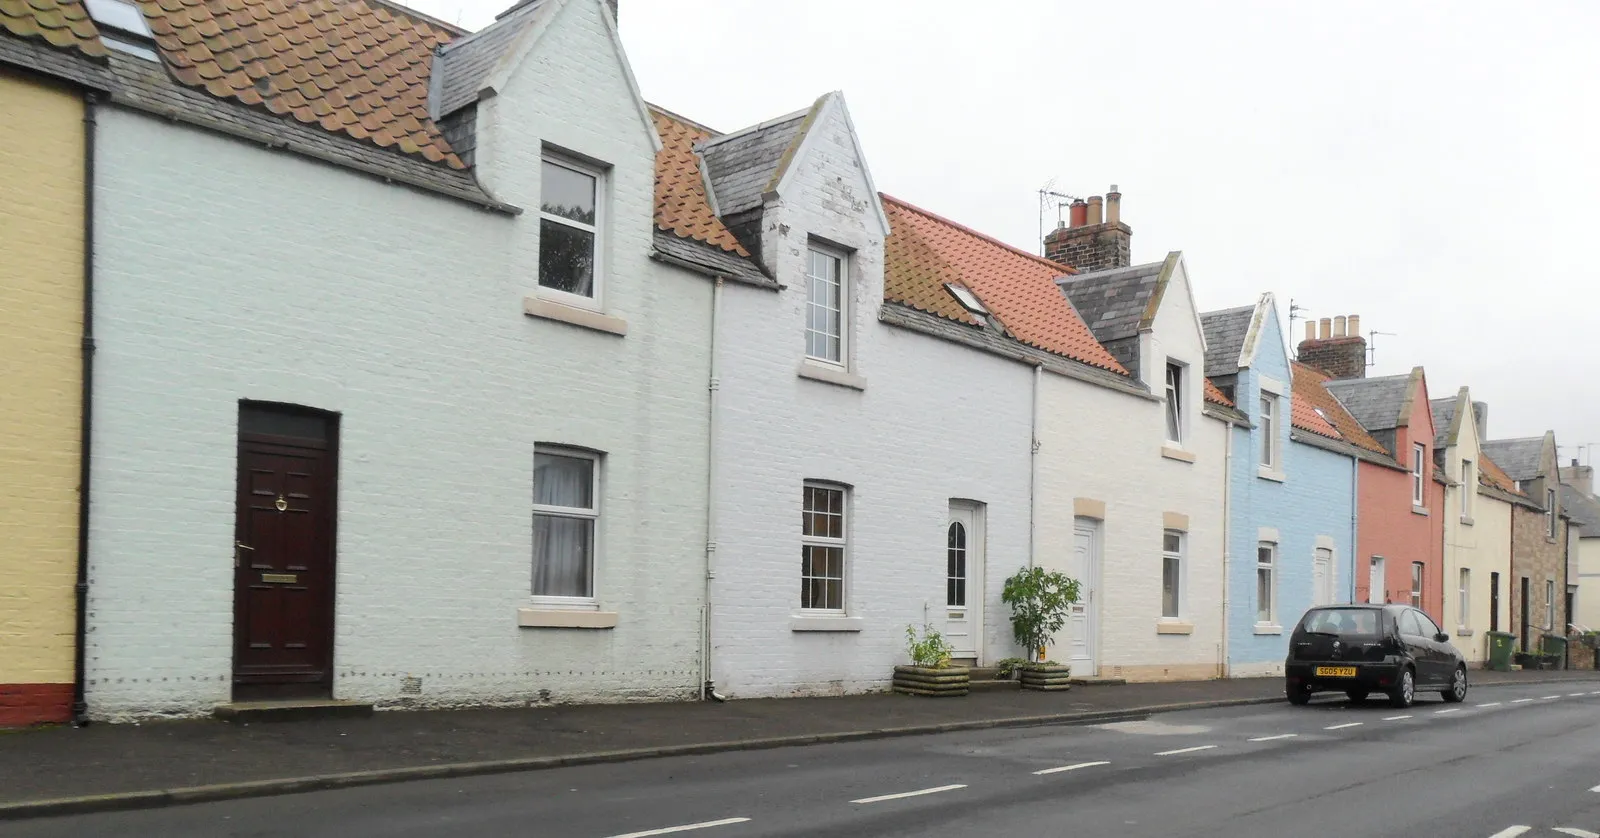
<box><xmin>85</xmin><ymin>0</ymin><xmax>159</xmax><ymax>60</ymax></box>
<box><xmin>1547</xmin><ymin>488</ymin><xmax>1557</xmax><ymax>537</ymax></box>
<box><xmin>1411</xmin><ymin>443</ymin><xmax>1426</xmax><ymax>506</ymax></box>
<box><xmin>1164</xmin><ymin>362</ymin><xmax>1185</xmax><ymax>444</ymax></box>
<box><xmin>805</xmin><ymin>244</ymin><xmax>848</xmax><ymax>365</ymax></box>
<box><xmin>1258</xmin><ymin>392</ymin><xmax>1279</xmax><ymax>469</ymax></box>
<box><xmin>539</xmin><ymin>154</ymin><xmax>605</xmax><ymax>306</ymax></box>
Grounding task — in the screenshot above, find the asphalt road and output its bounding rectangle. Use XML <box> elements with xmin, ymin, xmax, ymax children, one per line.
<box><xmin>13</xmin><ymin>678</ymin><xmax>1600</xmax><ymax>838</ymax></box>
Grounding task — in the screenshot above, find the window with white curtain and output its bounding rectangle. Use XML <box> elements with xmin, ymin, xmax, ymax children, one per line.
<box><xmin>532</xmin><ymin>447</ymin><xmax>600</xmax><ymax>601</ymax></box>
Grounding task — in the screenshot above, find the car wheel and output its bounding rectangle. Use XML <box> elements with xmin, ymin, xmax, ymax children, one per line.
<box><xmin>1346</xmin><ymin>689</ymin><xmax>1369</xmax><ymax>703</ymax></box>
<box><xmin>1287</xmin><ymin>682</ymin><xmax>1312</xmax><ymax>705</ymax></box>
<box><xmin>1441</xmin><ymin>666</ymin><xmax>1467</xmax><ymax>703</ymax></box>
<box><xmin>1388</xmin><ymin>667</ymin><xmax>1415</xmax><ymax>708</ymax></box>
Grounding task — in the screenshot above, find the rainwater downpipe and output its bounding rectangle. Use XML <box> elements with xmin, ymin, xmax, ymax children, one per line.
<box><xmin>700</xmin><ymin>276</ymin><xmax>725</xmax><ymax>702</ymax></box>
<box><xmin>1348</xmin><ymin>455</ymin><xmax>1359</xmax><ymax>603</ymax></box>
<box><xmin>1219</xmin><ymin>419</ymin><xmax>1232</xmax><ymax>678</ymax></box>
<box><xmin>1028</xmin><ymin>363</ymin><xmax>1042</xmax><ymax>570</ymax></box>
<box><xmin>71</xmin><ymin>92</ymin><xmax>98</xmax><ymax>726</ymax></box>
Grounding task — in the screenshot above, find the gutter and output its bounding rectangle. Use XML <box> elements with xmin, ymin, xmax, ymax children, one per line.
<box><xmin>71</xmin><ymin>91</ymin><xmax>98</xmax><ymax>726</ymax></box>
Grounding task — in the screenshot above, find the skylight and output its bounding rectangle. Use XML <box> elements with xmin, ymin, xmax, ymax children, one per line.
<box><xmin>945</xmin><ymin>283</ymin><xmax>989</xmax><ymax>316</ymax></box>
<box><xmin>84</xmin><ymin>0</ymin><xmax>159</xmax><ymax>59</ymax></box>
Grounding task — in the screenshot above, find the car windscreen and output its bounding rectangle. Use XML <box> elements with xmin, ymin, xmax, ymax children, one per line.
<box><xmin>1298</xmin><ymin>607</ymin><xmax>1383</xmax><ymax>637</ymax></box>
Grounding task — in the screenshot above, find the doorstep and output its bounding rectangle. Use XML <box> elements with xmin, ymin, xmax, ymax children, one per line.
<box><xmin>1069</xmin><ymin>676</ymin><xmax>1128</xmax><ymax>686</ymax></box>
<box><xmin>213</xmin><ymin>699</ymin><xmax>375</xmax><ymax>723</ymax></box>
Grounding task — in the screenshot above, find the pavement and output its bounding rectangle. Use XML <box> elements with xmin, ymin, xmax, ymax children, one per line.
<box><xmin>0</xmin><ymin>669</ymin><xmax>1594</xmax><ymax>825</ymax></box>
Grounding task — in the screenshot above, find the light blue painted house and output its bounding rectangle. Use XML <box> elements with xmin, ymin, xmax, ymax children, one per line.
<box><xmin>1201</xmin><ymin>295</ymin><xmax>1360</xmax><ymax>677</ymax></box>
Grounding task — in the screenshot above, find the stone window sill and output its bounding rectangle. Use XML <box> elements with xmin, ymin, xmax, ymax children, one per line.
<box><xmin>1253</xmin><ymin>624</ymin><xmax>1283</xmax><ymax>635</ymax></box>
<box><xmin>1457</xmin><ymin>628</ymin><xmax>1474</xmax><ymax>637</ymax></box>
<box><xmin>524</xmin><ymin>295</ymin><xmax>628</xmax><ymax>336</ymax></box>
<box><xmin>1161</xmin><ymin>446</ymin><xmax>1196</xmax><ymax>464</ymax></box>
<box><xmin>517</xmin><ymin>608</ymin><xmax>618</xmax><ymax>629</ymax></box>
<box><xmin>1460</xmin><ymin>515</ymin><xmax>1475</xmax><ymax>527</ymax></box>
<box><xmin>1412</xmin><ymin>505</ymin><xmax>1429</xmax><ymax>516</ymax></box>
<box><xmin>790</xmin><ymin>615</ymin><xmax>864</xmax><ymax>632</ymax></box>
<box><xmin>797</xmin><ymin>360</ymin><xmax>866</xmax><ymax>390</ymax></box>
<box><xmin>1156</xmin><ymin>621</ymin><xmax>1194</xmax><ymax>635</ymax></box>
<box><xmin>1257</xmin><ymin>468</ymin><xmax>1286</xmax><ymax>483</ymax></box>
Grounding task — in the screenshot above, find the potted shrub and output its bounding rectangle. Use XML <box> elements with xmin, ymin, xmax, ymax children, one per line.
<box><xmin>1001</xmin><ymin>566</ymin><xmax>1081</xmax><ymax>691</ymax></box>
<box><xmin>892</xmin><ymin>624</ymin><xmax>969</xmax><ymax>697</ymax></box>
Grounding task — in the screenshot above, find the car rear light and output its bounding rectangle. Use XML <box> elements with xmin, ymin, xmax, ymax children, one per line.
<box><xmin>1377</xmin><ymin>676</ymin><xmax>1390</xmax><ymax>686</ymax></box>
<box><xmin>1287</xmin><ymin>676</ymin><xmax>1300</xmax><ymax>684</ymax></box>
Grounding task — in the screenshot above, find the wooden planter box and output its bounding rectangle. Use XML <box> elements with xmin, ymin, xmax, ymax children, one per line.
<box><xmin>1018</xmin><ymin>664</ymin><xmax>1073</xmax><ymax>691</ymax></box>
<box><xmin>892</xmin><ymin>665</ymin><xmax>970</xmax><ymax>697</ymax></box>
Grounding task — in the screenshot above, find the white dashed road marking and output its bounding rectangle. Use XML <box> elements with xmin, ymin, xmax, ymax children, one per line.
<box><xmin>1434</xmin><ymin>708</ymin><xmax>1460</xmax><ymax>715</ymax></box>
<box><xmin>1512</xmin><ymin>698</ymin><xmax>1535</xmax><ymax>703</ymax></box>
<box><xmin>1542</xmin><ymin>695</ymin><xmax>1562</xmax><ymax>700</ymax></box>
<box><xmin>1154</xmin><ymin>745</ymin><xmax>1217</xmax><ymax>756</ymax></box>
<box><xmin>1554</xmin><ymin>828</ymin><xmax>1600</xmax><ymax>838</ymax></box>
<box><xmin>607</xmin><ymin>818</ymin><xmax>752</xmax><ymax>838</ymax></box>
<box><xmin>1325</xmin><ymin>722</ymin><xmax>1364</xmax><ymax>730</ymax></box>
<box><xmin>1591</xmin><ymin>691</ymin><xmax>1600</xmax><ymax>696</ymax></box>
<box><xmin>1590</xmin><ymin>784</ymin><xmax>1600</xmax><ymax>793</ymax></box>
<box><xmin>1477</xmin><ymin>702</ymin><xmax>1502</xmax><ymax>708</ymax></box>
<box><xmin>1248</xmin><ymin>734</ymin><xmax>1298</xmax><ymax>742</ymax></box>
<box><xmin>1486</xmin><ymin>827</ymin><xmax>1531</xmax><ymax>838</ymax></box>
<box><xmin>1383</xmin><ymin>715</ymin><xmax>1413</xmax><ymax>721</ymax></box>
<box><xmin>851</xmin><ymin>785</ymin><xmax>966</xmax><ymax>804</ymax></box>
<box><xmin>1570</xmin><ymin>693</ymin><xmax>1588</xmax><ymax>697</ymax></box>
<box><xmin>1033</xmin><ymin>761</ymin><xmax>1110</xmax><ymax>775</ymax></box>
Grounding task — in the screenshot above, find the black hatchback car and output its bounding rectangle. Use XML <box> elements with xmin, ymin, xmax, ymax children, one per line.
<box><xmin>1283</xmin><ymin>603</ymin><xmax>1468</xmax><ymax>708</ymax></box>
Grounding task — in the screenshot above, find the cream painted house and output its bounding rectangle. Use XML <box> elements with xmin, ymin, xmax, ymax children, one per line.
<box><xmin>1431</xmin><ymin>389</ymin><xmax>1516</xmax><ymax>664</ymax></box>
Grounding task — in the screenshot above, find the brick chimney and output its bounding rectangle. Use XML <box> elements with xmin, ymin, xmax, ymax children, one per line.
<box><xmin>1043</xmin><ymin>185</ymin><xmax>1131</xmax><ymax>273</ymax></box>
<box><xmin>1297</xmin><ymin>312</ymin><xmax>1368</xmax><ymax>379</ymax></box>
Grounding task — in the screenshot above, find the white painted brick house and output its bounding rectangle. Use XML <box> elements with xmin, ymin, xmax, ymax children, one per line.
<box><xmin>79</xmin><ymin>0</ymin><xmax>726</xmax><ymax>718</ymax></box>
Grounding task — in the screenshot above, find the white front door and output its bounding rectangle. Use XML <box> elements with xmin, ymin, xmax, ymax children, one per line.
<box><xmin>1313</xmin><ymin>547</ymin><xmax>1334</xmax><ymax>606</ymax></box>
<box><xmin>1066</xmin><ymin>517</ymin><xmax>1101</xmax><ymax>676</ymax></box>
<box><xmin>1369</xmin><ymin>556</ymin><xmax>1385</xmax><ymax>605</ymax></box>
<box><xmin>944</xmin><ymin>502</ymin><xmax>984</xmax><ymax>661</ymax></box>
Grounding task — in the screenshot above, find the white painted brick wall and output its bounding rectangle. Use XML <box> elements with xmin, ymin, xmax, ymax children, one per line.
<box><xmin>1035</xmin><ymin>262</ymin><xmax>1229</xmax><ymax>681</ymax></box>
<box><xmin>708</xmin><ymin>102</ymin><xmax>1035</xmax><ymax>697</ymax></box>
<box><xmin>84</xmin><ymin>0</ymin><xmax>713</xmax><ymax>719</ymax></box>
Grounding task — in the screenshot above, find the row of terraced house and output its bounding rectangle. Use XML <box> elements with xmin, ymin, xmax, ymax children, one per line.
<box><xmin>4</xmin><ymin>0</ymin><xmax>1598</xmax><ymax>725</ymax></box>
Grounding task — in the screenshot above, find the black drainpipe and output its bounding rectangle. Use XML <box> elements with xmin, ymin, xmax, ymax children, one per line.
<box><xmin>71</xmin><ymin>91</ymin><xmax>98</xmax><ymax>727</ymax></box>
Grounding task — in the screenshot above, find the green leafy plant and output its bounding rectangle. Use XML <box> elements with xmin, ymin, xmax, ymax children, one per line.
<box><xmin>993</xmin><ymin>657</ymin><xmax>1029</xmax><ymax>679</ymax></box>
<box><xmin>905</xmin><ymin>623</ymin><xmax>954</xmax><ymax>668</ymax></box>
<box><xmin>1001</xmin><ymin>566</ymin><xmax>1082</xmax><ymax>662</ymax></box>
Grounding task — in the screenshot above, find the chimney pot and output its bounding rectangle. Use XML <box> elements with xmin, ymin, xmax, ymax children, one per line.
<box><xmin>1106</xmin><ymin>187</ymin><xmax>1121</xmax><ymax>225</ymax></box>
<box><xmin>1319</xmin><ymin>317</ymin><xmax>1332</xmax><ymax>340</ymax></box>
<box><xmin>1087</xmin><ymin>195</ymin><xmax>1104</xmax><ymax>226</ymax></box>
<box><xmin>1333</xmin><ymin>315</ymin><xmax>1347</xmax><ymax>337</ymax></box>
<box><xmin>1348</xmin><ymin>314</ymin><xmax>1361</xmax><ymax>337</ymax></box>
<box><xmin>1068</xmin><ymin>198</ymin><xmax>1088</xmax><ymax>228</ymax></box>
<box><xmin>1304</xmin><ymin>321</ymin><xmax>1316</xmax><ymax>342</ymax></box>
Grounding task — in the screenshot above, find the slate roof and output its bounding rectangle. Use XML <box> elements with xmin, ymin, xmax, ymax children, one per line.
<box><xmin>1199</xmin><ymin>304</ymin><xmax>1253</xmax><ymax>379</ymax></box>
<box><xmin>1430</xmin><ymin>396</ymin><xmax>1458</xmax><ymax>447</ymax></box>
<box><xmin>880</xmin><ymin>194</ymin><xmax>1127</xmax><ymax>373</ymax></box>
<box><xmin>1291</xmin><ymin>362</ymin><xmax>1389</xmax><ymax>457</ymax></box>
<box><xmin>430</xmin><ymin>0</ymin><xmax>549</xmax><ymax>120</ymax></box>
<box><xmin>1481</xmin><ymin>437</ymin><xmax>1546</xmax><ymax>481</ymax></box>
<box><xmin>648</xmin><ymin>106</ymin><xmax>769</xmax><ymax>286</ymax></box>
<box><xmin>1561</xmin><ymin>485</ymin><xmax>1600</xmax><ymax>534</ymax></box>
<box><xmin>0</xmin><ymin>0</ymin><xmax>105</xmax><ymax>57</ymax></box>
<box><xmin>697</xmin><ymin>104</ymin><xmax>811</xmax><ymax>217</ymax></box>
<box><xmin>1057</xmin><ymin>261</ymin><xmax>1164</xmax><ymax>345</ymax></box>
<box><xmin>1322</xmin><ymin>374</ymin><xmax>1413</xmax><ymax>433</ymax></box>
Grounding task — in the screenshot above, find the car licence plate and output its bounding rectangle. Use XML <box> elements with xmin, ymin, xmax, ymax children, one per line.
<box><xmin>1315</xmin><ymin>666</ymin><xmax>1357</xmax><ymax>677</ymax></box>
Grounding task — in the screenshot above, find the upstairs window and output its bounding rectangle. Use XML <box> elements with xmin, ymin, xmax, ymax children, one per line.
<box><xmin>1411</xmin><ymin>443</ymin><xmax>1426</xmax><ymax>506</ymax></box>
<box><xmin>1258</xmin><ymin>392</ymin><xmax>1279</xmax><ymax>469</ymax></box>
<box><xmin>1164</xmin><ymin>363</ymin><xmax>1185</xmax><ymax>444</ymax></box>
<box><xmin>805</xmin><ymin>246</ymin><xmax>847</xmax><ymax>364</ymax></box>
<box><xmin>1547</xmin><ymin>488</ymin><xmax>1558</xmax><ymax>537</ymax></box>
<box><xmin>1460</xmin><ymin>459</ymin><xmax>1473</xmax><ymax>518</ymax></box>
<box><xmin>539</xmin><ymin>155</ymin><xmax>603</xmax><ymax>302</ymax></box>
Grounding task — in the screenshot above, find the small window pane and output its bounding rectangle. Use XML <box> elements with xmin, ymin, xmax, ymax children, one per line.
<box><xmin>541</xmin><ymin>161</ymin><xmax>596</xmax><ymax>224</ymax></box>
<box><xmin>538</xmin><ymin>218</ymin><xmax>596</xmax><ymax>296</ymax></box>
<box><xmin>1163</xmin><ymin>532</ymin><xmax>1181</xmax><ymax>553</ymax></box>
<box><xmin>801</xmin><ymin>545</ymin><xmax>844</xmax><ymax>610</ymax></box>
<box><xmin>532</xmin><ymin>514</ymin><xmax>593</xmax><ymax>597</ymax></box>
<box><xmin>534</xmin><ymin>452</ymin><xmax>593</xmax><ymax>509</ymax></box>
<box><xmin>947</xmin><ymin>522</ymin><xmax>967</xmax><ymax>607</ymax></box>
<box><xmin>1162</xmin><ymin>556</ymin><xmax>1181</xmax><ymax>618</ymax></box>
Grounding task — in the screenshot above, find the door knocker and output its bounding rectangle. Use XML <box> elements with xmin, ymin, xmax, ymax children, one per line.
<box><xmin>275</xmin><ymin>494</ymin><xmax>288</xmax><ymax>512</ymax></box>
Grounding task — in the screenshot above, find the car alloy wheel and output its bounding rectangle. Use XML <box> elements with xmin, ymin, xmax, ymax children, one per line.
<box><xmin>1443</xmin><ymin>667</ymin><xmax>1467</xmax><ymax>703</ymax></box>
<box><xmin>1389</xmin><ymin>668</ymin><xmax>1415</xmax><ymax>708</ymax></box>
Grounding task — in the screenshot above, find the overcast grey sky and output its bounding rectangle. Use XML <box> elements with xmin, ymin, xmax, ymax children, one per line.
<box><xmin>414</xmin><ymin>0</ymin><xmax>1598</xmax><ymax>461</ymax></box>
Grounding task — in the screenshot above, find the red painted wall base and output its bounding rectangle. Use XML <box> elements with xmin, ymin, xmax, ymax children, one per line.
<box><xmin>0</xmin><ymin>683</ymin><xmax>73</xmax><ymax>726</ymax></box>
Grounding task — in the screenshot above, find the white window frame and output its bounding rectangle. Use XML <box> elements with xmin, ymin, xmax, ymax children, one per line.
<box><xmin>1546</xmin><ymin>579</ymin><xmax>1556</xmax><ymax>629</ymax></box>
<box><xmin>1161</xmin><ymin>529</ymin><xmax>1185</xmax><ymax>619</ymax></box>
<box><xmin>537</xmin><ymin>152</ymin><xmax>606</xmax><ymax>310</ymax></box>
<box><xmin>1258</xmin><ymin>391</ymin><xmax>1279</xmax><ymax>470</ymax></box>
<box><xmin>530</xmin><ymin>446</ymin><xmax>601</xmax><ymax>608</ymax></box>
<box><xmin>804</xmin><ymin>243</ymin><xmax>849</xmax><ymax>367</ymax></box>
<box><xmin>1411</xmin><ymin>443</ymin><xmax>1426</xmax><ymax>506</ymax></box>
<box><xmin>1410</xmin><ymin>561</ymin><xmax>1424</xmax><ymax>609</ymax></box>
<box><xmin>1547</xmin><ymin>488</ymin><xmax>1557</xmax><ymax>537</ymax></box>
<box><xmin>1460</xmin><ymin>459</ymin><xmax>1473</xmax><ymax>519</ymax></box>
<box><xmin>800</xmin><ymin>482</ymin><xmax>848</xmax><ymax>614</ymax></box>
<box><xmin>1458</xmin><ymin>568</ymin><xmax>1471</xmax><ymax>631</ymax></box>
<box><xmin>1255</xmin><ymin>542</ymin><xmax>1277</xmax><ymax>625</ymax></box>
<box><xmin>1369</xmin><ymin>555</ymin><xmax>1386</xmax><ymax>605</ymax></box>
<box><xmin>1164</xmin><ymin>362</ymin><xmax>1185</xmax><ymax>445</ymax></box>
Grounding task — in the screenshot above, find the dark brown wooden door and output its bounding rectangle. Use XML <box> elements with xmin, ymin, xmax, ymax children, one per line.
<box><xmin>233</xmin><ymin>406</ymin><xmax>337</xmax><ymax>688</ymax></box>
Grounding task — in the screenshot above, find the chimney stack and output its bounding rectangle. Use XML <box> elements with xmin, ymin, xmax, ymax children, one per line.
<box><xmin>1298</xmin><ymin>312</ymin><xmax>1369</xmax><ymax>380</ymax></box>
<box><xmin>1471</xmin><ymin>401</ymin><xmax>1488</xmax><ymax>440</ymax></box>
<box><xmin>1043</xmin><ymin>185</ymin><xmax>1132</xmax><ymax>273</ymax></box>
<box><xmin>1561</xmin><ymin>460</ymin><xmax>1594</xmax><ymax>495</ymax></box>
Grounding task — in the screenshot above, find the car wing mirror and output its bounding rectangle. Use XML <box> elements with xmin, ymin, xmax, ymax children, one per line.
<box><xmin>1434</xmin><ymin>632</ymin><xmax>1450</xmax><ymax>643</ymax></box>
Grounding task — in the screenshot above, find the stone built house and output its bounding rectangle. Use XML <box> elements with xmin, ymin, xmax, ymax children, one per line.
<box><xmin>69</xmin><ymin>0</ymin><xmax>733</xmax><ymax>719</ymax></box>
<box><xmin>1483</xmin><ymin>432</ymin><xmax>1571</xmax><ymax>653</ymax></box>
<box><xmin>0</xmin><ymin>0</ymin><xmax>112</xmax><ymax>726</ymax></box>
<box><xmin>1201</xmin><ymin>295</ymin><xmax>1357</xmax><ymax>678</ymax></box>
<box><xmin>1300</xmin><ymin>321</ymin><xmax>1445</xmax><ymax>622</ymax></box>
<box><xmin>1429</xmin><ymin>389</ymin><xmax>1520</xmax><ymax>664</ymax></box>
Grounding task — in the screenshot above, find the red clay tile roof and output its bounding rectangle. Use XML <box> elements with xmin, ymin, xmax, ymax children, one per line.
<box><xmin>1291</xmin><ymin>361</ymin><xmax>1387</xmax><ymax>455</ymax></box>
<box><xmin>1</xmin><ymin>0</ymin><xmax>107</xmax><ymax>56</ymax></box>
<box><xmin>137</xmin><ymin>0</ymin><xmax>462</xmax><ymax>167</ymax></box>
<box><xmin>1479</xmin><ymin>453</ymin><xmax>1522</xmax><ymax>496</ymax></box>
<box><xmin>1204</xmin><ymin>378</ymin><xmax>1233</xmax><ymax>407</ymax></box>
<box><xmin>881</xmin><ymin>194</ymin><xmax>1127</xmax><ymax>374</ymax></box>
<box><xmin>650</xmin><ymin>106</ymin><xmax>750</xmax><ymax>257</ymax></box>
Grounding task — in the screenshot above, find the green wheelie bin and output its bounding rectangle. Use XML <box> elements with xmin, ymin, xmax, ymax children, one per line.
<box><xmin>1486</xmin><ymin>630</ymin><xmax>1515</xmax><ymax>671</ymax></box>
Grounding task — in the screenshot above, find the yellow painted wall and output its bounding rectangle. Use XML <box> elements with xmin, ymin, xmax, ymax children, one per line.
<box><xmin>0</xmin><ymin>68</ymin><xmax>84</xmax><ymax>687</ymax></box>
<box><xmin>1439</xmin><ymin>403</ymin><xmax>1514</xmax><ymax>664</ymax></box>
